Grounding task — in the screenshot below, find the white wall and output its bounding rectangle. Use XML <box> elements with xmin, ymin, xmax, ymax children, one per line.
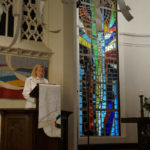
<box><xmin>63</xmin><ymin>2</ymin><xmax>76</xmax><ymax>150</ymax></box>
<box><xmin>118</xmin><ymin>0</ymin><xmax>150</xmax><ymax>35</ymax></box>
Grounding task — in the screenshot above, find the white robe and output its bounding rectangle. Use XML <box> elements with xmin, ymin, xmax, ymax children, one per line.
<box><xmin>22</xmin><ymin>76</ymin><xmax>48</xmax><ymax>108</ymax></box>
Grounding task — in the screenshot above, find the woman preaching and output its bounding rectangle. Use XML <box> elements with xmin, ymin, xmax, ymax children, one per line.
<box><xmin>22</xmin><ymin>64</ymin><xmax>48</xmax><ymax>108</ymax></box>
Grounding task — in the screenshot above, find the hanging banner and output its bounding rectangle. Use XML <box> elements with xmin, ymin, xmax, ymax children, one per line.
<box><xmin>0</xmin><ymin>54</ymin><xmax>49</xmax><ymax>99</ymax></box>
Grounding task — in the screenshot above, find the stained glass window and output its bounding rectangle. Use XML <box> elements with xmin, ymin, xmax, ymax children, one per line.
<box><xmin>78</xmin><ymin>0</ymin><xmax>120</xmax><ymax>136</ymax></box>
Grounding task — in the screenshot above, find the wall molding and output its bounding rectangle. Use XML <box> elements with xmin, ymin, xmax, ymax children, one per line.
<box><xmin>119</xmin><ymin>32</ymin><xmax>150</xmax><ymax>38</ymax></box>
<box><xmin>118</xmin><ymin>32</ymin><xmax>150</xmax><ymax>46</ymax></box>
<box><xmin>119</xmin><ymin>42</ymin><xmax>150</xmax><ymax>47</ymax></box>
<box><xmin>78</xmin><ymin>143</ymin><xmax>138</xmax><ymax>150</ymax></box>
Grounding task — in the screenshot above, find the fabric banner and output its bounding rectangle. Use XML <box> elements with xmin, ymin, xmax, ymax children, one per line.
<box><xmin>0</xmin><ymin>54</ymin><xmax>48</xmax><ymax>99</ymax></box>
<box><xmin>39</xmin><ymin>84</ymin><xmax>61</xmax><ymax>137</ymax></box>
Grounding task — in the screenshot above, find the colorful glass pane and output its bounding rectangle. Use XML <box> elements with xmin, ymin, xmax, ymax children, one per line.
<box><xmin>78</xmin><ymin>0</ymin><xmax>120</xmax><ymax>136</ymax></box>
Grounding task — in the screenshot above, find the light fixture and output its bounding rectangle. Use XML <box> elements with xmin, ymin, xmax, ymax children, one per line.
<box><xmin>117</xmin><ymin>0</ymin><xmax>133</xmax><ymax>21</ymax></box>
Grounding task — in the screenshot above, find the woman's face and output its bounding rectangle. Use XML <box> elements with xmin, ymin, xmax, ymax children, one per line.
<box><xmin>36</xmin><ymin>66</ymin><xmax>44</xmax><ymax>78</ymax></box>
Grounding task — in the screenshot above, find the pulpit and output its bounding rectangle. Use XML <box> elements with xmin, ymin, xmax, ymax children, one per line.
<box><xmin>0</xmin><ymin>109</ymin><xmax>71</xmax><ymax>150</ymax></box>
<box><xmin>0</xmin><ymin>84</ymin><xmax>72</xmax><ymax>150</ymax></box>
<box><xmin>30</xmin><ymin>84</ymin><xmax>62</xmax><ymax>150</ymax></box>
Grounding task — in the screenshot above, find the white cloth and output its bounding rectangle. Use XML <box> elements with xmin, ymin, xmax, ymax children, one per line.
<box><xmin>22</xmin><ymin>76</ymin><xmax>48</xmax><ymax>108</ymax></box>
<box><xmin>38</xmin><ymin>84</ymin><xmax>61</xmax><ymax>137</ymax></box>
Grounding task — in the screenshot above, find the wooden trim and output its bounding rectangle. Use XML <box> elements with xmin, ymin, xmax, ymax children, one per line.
<box><xmin>78</xmin><ymin>143</ymin><xmax>138</xmax><ymax>150</ymax></box>
<box><xmin>121</xmin><ymin>117</ymin><xmax>150</xmax><ymax>123</ymax></box>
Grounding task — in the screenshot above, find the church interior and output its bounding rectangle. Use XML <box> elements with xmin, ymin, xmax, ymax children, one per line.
<box><xmin>0</xmin><ymin>0</ymin><xmax>150</xmax><ymax>150</ymax></box>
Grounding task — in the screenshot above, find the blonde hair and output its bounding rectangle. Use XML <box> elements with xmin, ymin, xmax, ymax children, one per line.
<box><xmin>31</xmin><ymin>64</ymin><xmax>44</xmax><ymax>78</ymax></box>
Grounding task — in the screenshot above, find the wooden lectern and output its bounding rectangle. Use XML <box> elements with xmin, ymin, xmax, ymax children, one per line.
<box><xmin>0</xmin><ymin>84</ymin><xmax>72</xmax><ymax>150</ymax></box>
<box><xmin>29</xmin><ymin>84</ymin><xmax>72</xmax><ymax>150</ymax></box>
